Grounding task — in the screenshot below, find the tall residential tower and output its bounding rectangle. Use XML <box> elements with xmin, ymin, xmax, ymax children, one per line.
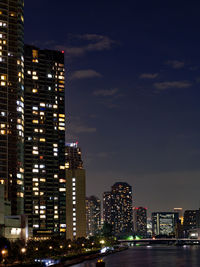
<box><xmin>24</xmin><ymin>45</ymin><xmax>66</xmax><ymax>238</ymax></box>
<box><xmin>104</xmin><ymin>182</ymin><xmax>133</xmax><ymax>236</ymax></box>
<box><xmin>0</xmin><ymin>0</ymin><xmax>24</xmax><ymax>215</ymax></box>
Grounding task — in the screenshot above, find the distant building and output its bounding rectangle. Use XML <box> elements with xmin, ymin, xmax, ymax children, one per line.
<box><xmin>174</xmin><ymin>208</ymin><xmax>183</xmax><ymax>224</ymax></box>
<box><xmin>183</xmin><ymin>210</ymin><xmax>200</xmax><ymax>233</ymax></box>
<box><xmin>133</xmin><ymin>207</ymin><xmax>147</xmax><ymax>238</ymax></box>
<box><xmin>86</xmin><ymin>196</ymin><xmax>101</xmax><ymax>236</ymax></box>
<box><xmin>152</xmin><ymin>212</ymin><xmax>179</xmax><ymax>237</ymax></box>
<box><xmin>147</xmin><ymin>218</ymin><xmax>152</xmax><ymax>237</ymax></box>
<box><xmin>24</xmin><ymin>45</ymin><xmax>66</xmax><ymax>238</ymax></box>
<box><xmin>103</xmin><ymin>191</ymin><xmax>112</xmax><ymax>225</ymax></box>
<box><xmin>66</xmin><ymin>143</ymin><xmax>86</xmax><ymax>240</ymax></box>
<box><xmin>104</xmin><ymin>182</ymin><xmax>133</xmax><ymax>236</ymax></box>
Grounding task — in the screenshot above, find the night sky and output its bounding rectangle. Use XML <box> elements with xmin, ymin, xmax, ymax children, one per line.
<box><xmin>25</xmin><ymin>0</ymin><xmax>200</xmax><ymax>213</ymax></box>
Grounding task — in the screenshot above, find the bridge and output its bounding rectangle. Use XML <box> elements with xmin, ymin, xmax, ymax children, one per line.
<box><xmin>118</xmin><ymin>238</ymin><xmax>200</xmax><ymax>246</ymax></box>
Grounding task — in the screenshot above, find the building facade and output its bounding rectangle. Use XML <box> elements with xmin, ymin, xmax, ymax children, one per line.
<box><xmin>0</xmin><ymin>0</ymin><xmax>24</xmax><ymax>215</ymax></box>
<box><xmin>183</xmin><ymin>210</ymin><xmax>200</xmax><ymax>233</ymax></box>
<box><xmin>103</xmin><ymin>182</ymin><xmax>133</xmax><ymax>236</ymax></box>
<box><xmin>66</xmin><ymin>143</ymin><xmax>86</xmax><ymax>240</ymax></box>
<box><xmin>24</xmin><ymin>45</ymin><xmax>66</xmax><ymax>238</ymax></box>
<box><xmin>86</xmin><ymin>196</ymin><xmax>101</xmax><ymax>236</ymax></box>
<box><xmin>133</xmin><ymin>207</ymin><xmax>147</xmax><ymax>238</ymax></box>
<box><xmin>152</xmin><ymin>212</ymin><xmax>179</xmax><ymax>237</ymax></box>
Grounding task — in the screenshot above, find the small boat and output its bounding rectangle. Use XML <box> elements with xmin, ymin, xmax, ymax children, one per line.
<box><xmin>96</xmin><ymin>259</ymin><xmax>105</xmax><ymax>266</ymax></box>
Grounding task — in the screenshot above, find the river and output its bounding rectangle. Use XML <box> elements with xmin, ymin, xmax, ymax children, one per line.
<box><xmin>72</xmin><ymin>246</ymin><xmax>200</xmax><ymax>267</ymax></box>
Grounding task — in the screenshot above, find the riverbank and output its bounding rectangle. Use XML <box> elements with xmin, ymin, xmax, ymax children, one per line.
<box><xmin>53</xmin><ymin>247</ymin><xmax>128</xmax><ymax>267</ymax></box>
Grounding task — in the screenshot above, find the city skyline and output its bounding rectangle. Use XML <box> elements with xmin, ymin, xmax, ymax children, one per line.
<box><xmin>24</xmin><ymin>1</ymin><xmax>200</xmax><ymax>212</ymax></box>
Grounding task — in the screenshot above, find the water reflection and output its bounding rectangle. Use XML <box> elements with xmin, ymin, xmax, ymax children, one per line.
<box><xmin>72</xmin><ymin>246</ymin><xmax>200</xmax><ymax>267</ymax></box>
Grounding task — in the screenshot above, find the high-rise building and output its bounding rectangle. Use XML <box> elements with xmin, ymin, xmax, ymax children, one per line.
<box><xmin>133</xmin><ymin>207</ymin><xmax>147</xmax><ymax>238</ymax></box>
<box><xmin>24</xmin><ymin>45</ymin><xmax>66</xmax><ymax>238</ymax></box>
<box><xmin>103</xmin><ymin>182</ymin><xmax>133</xmax><ymax>236</ymax></box>
<box><xmin>103</xmin><ymin>191</ymin><xmax>112</xmax><ymax>225</ymax></box>
<box><xmin>86</xmin><ymin>196</ymin><xmax>101</xmax><ymax>236</ymax></box>
<box><xmin>152</xmin><ymin>212</ymin><xmax>179</xmax><ymax>237</ymax></box>
<box><xmin>183</xmin><ymin>210</ymin><xmax>200</xmax><ymax>233</ymax></box>
<box><xmin>0</xmin><ymin>0</ymin><xmax>24</xmax><ymax>215</ymax></box>
<box><xmin>66</xmin><ymin>143</ymin><xmax>86</xmax><ymax>240</ymax></box>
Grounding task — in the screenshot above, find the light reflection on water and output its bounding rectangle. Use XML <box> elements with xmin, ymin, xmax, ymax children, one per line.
<box><xmin>72</xmin><ymin>246</ymin><xmax>200</xmax><ymax>267</ymax></box>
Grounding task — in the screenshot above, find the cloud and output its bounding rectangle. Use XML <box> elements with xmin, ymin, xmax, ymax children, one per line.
<box><xmin>68</xmin><ymin>116</ymin><xmax>97</xmax><ymax>135</ymax></box>
<box><xmin>154</xmin><ymin>81</ymin><xmax>192</xmax><ymax>90</ymax></box>
<box><xmin>139</xmin><ymin>73</ymin><xmax>158</xmax><ymax>79</ymax></box>
<box><xmin>165</xmin><ymin>60</ymin><xmax>185</xmax><ymax>69</ymax></box>
<box><xmin>71</xmin><ymin>125</ymin><xmax>96</xmax><ymax>133</ymax></box>
<box><xmin>69</xmin><ymin>69</ymin><xmax>102</xmax><ymax>80</ymax></box>
<box><xmin>56</xmin><ymin>34</ymin><xmax>116</xmax><ymax>58</ymax></box>
<box><xmin>93</xmin><ymin>88</ymin><xmax>119</xmax><ymax>97</ymax></box>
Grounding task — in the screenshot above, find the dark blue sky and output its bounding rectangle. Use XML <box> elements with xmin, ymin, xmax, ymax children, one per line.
<box><xmin>25</xmin><ymin>0</ymin><xmax>200</xmax><ymax>212</ymax></box>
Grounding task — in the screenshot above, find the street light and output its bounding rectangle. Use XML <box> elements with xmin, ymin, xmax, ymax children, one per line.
<box><xmin>1</xmin><ymin>249</ymin><xmax>8</xmax><ymax>266</ymax></box>
<box><xmin>68</xmin><ymin>244</ymin><xmax>71</xmax><ymax>248</ymax></box>
<box><xmin>100</xmin><ymin>240</ymin><xmax>105</xmax><ymax>245</ymax></box>
<box><xmin>1</xmin><ymin>249</ymin><xmax>7</xmax><ymax>256</ymax></box>
<box><xmin>21</xmin><ymin>248</ymin><xmax>26</xmax><ymax>254</ymax></box>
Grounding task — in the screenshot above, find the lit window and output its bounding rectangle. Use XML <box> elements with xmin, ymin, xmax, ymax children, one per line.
<box><xmin>1</xmin><ymin>81</ymin><xmax>6</xmax><ymax>86</ymax></box>
<box><xmin>1</xmin><ymin>75</ymin><xmax>6</xmax><ymax>80</ymax></box>
<box><xmin>59</xmin><ymin>188</ymin><xmax>66</xmax><ymax>192</ymax></box>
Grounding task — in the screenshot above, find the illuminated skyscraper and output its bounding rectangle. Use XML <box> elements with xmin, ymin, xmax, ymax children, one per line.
<box><xmin>24</xmin><ymin>45</ymin><xmax>66</xmax><ymax>238</ymax></box>
<box><xmin>104</xmin><ymin>182</ymin><xmax>133</xmax><ymax>236</ymax></box>
<box><xmin>0</xmin><ymin>0</ymin><xmax>24</xmax><ymax>215</ymax></box>
<box><xmin>133</xmin><ymin>207</ymin><xmax>147</xmax><ymax>238</ymax></box>
<box><xmin>86</xmin><ymin>196</ymin><xmax>101</xmax><ymax>236</ymax></box>
<box><xmin>66</xmin><ymin>143</ymin><xmax>86</xmax><ymax>239</ymax></box>
<box><xmin>103</xmin><ymin>191</ymin><xmax>112</xmax><ymax>224</ymax></box>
